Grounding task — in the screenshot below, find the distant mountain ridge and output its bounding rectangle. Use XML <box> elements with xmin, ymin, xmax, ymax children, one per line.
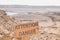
<box><xmin>0</xmin><ymin>5</ymin><xmax>60</xmax><ymax>8</ymax></box>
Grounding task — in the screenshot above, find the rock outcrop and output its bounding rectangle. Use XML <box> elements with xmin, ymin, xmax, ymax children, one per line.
<box><xmin>0</xmin><ymin>10</ymin><xmax>15</xmax><ymax>35</ymax></box>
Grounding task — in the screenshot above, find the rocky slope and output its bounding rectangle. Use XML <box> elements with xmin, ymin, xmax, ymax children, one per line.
<box><xmin>0</xmin><ymin>10</ymin><xmax>18</xmax><ymax>40</ymax></box>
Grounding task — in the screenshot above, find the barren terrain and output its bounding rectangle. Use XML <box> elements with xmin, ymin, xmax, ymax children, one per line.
<box><xmin>12</xmin><ymin>11</ymin><xmax>60</xmax><ymax>40</ymax></box>
<box><xmin>0</xmin><ymin>6</ymin><xmax>60</xmax><ymax>40</ymax></box>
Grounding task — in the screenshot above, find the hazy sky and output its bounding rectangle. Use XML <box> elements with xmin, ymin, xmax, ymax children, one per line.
<box><xmin>0</xmin><ymin>0</ymin><xmax>60</xmax><ymax>6</ymax></box>
<box><xmin>0</xmin><ymin>0</ymin><xmax>60</xmax><ymax>15</ymax></box>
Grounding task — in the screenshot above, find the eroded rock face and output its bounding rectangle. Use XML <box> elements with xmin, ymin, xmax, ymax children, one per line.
<box><xmin>0</xmin><ymin>10</ymin><xmax>7</xmax><ymax>15</ymax></box>
<box><xmin>0</xmin><ymin>10</ymin><xmax>15</xmax><ymax>35</ymax></box>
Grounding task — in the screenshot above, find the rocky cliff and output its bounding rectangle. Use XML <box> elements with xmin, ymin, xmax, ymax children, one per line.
<box><xmin>0</xmin><ymin>10</ymin><xmax>15</xmax><ymax>35</ymax></box>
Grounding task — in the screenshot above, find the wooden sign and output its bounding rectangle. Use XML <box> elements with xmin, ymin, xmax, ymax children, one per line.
<box><xmin>13</xmin><ymin>21</ymin><xmax>39</xmax><ymax>40</ymax></box>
